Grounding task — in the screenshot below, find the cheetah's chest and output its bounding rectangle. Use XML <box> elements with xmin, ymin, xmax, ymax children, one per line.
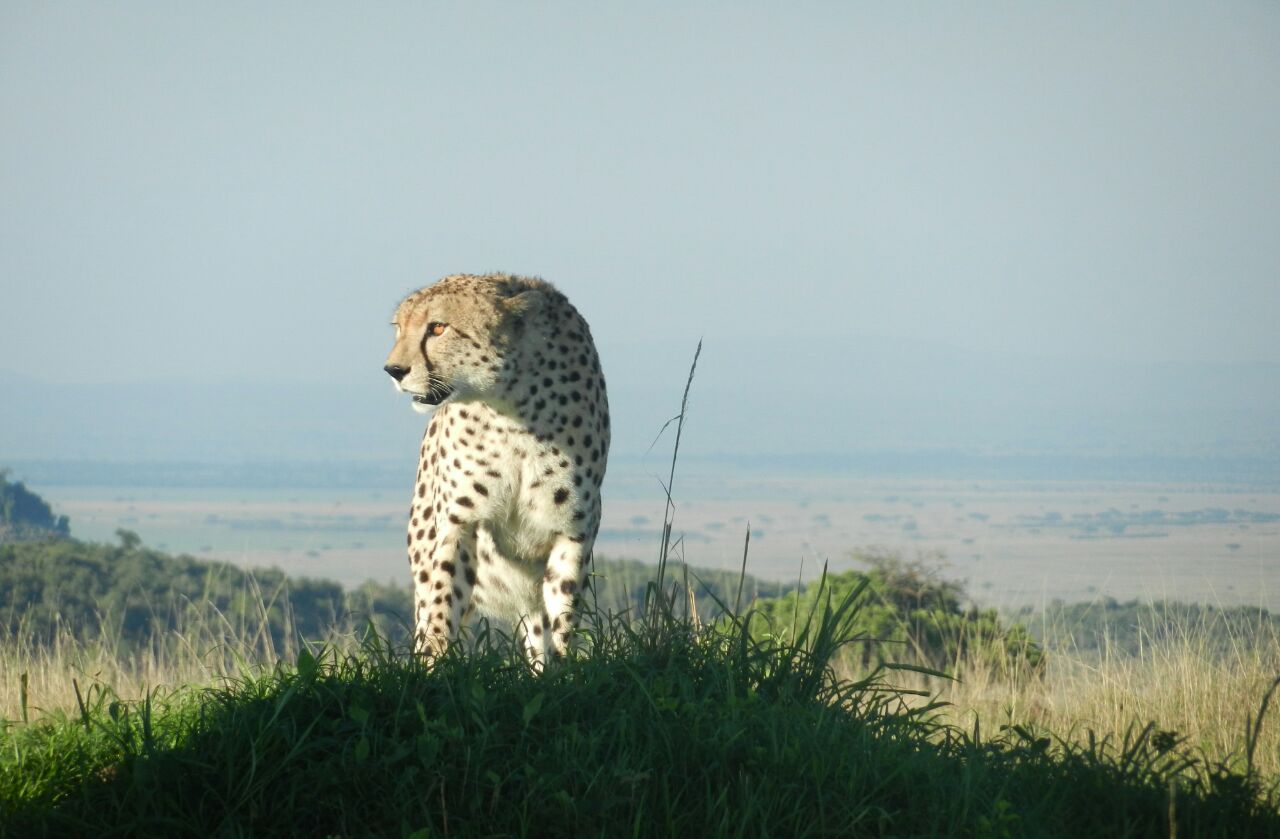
<box><xmin>422</xmin><ymin>401</ymin><xmax>570</xmax><ymax>541</ymax></box>
<box><xmin>415</xmin><ymin>406</ymin><xmax>572</xmax><ymax>620</ymax></box>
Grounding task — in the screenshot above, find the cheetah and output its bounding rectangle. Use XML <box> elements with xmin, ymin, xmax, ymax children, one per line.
<box><xmin>383</xmin><ymin>273</ymin><xmax>610</xmax><ymax>664</ymax></box>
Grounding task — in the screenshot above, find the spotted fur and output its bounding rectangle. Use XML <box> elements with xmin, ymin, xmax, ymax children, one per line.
<box><xmin>384</xmin><ymin>273</ymin><xmax>610</xmax><ymax>664</ymax></box>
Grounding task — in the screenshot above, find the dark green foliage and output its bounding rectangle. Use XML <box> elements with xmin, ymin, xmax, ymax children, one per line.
<box><xmin>746</xmin><ymin>551</ymin><xmax>1045</xmax><ymax>672</ymax></box>
<box><xmin>0</xmin><ymin>537</ymin><xmax>357</xmax><ymax>653</ymax></box>
<box><xmin>1015</xmin><ymin>597</ymin><xmax>1280</xmax><ymax>657</ymax></box>
<box><xmin>343</xmin><ymin>577</ymin><xmax>414</xmax><ymax>641</ymax></box>
<box><xmin>0</xmin><ymin>472</ymin><xmax>69</xmax><ymax>543</ymax></box>
<box><xmin>2</xmin><ymin>589</ymin><xmax>1276</xmax><ymax>837</ymax></box>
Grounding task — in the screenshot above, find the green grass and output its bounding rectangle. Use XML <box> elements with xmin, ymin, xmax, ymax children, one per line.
<box><xmin>2</xmin><ymin>583</ymin><xmax>1277</xmax><ymax>838</ymax></box>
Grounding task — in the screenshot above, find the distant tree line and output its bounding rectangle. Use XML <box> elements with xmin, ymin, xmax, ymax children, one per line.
<box><xmin>6</xmin><ymin>533</ymin><xmax>1269</xmax><ymax>668</ymax></box>
<box><xmin>1013</xmin><ymin>597</ymin><xmax>1280</xmax><ymax>658</ymax></box>
<box><xmin>0</xmin><ymin>532</ymin><xmax>796</xmax><ymax>653</ymax></box>
<box><xmin>0</xmin><ymin>531</ymin><xmax>393</xmax><ymax>652</ymax></box>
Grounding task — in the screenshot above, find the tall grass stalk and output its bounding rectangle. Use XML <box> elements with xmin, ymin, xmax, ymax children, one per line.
<box><xmin>645</xmin><ymin>339</ymin><xmax>701</xmax><ymax>629</ymax></box>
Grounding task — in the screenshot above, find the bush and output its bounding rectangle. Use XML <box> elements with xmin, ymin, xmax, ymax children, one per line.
<box><xmin>744</xmin><ymin>550</ymin><xmax>1044</xmax><ymax>673</ymax></box>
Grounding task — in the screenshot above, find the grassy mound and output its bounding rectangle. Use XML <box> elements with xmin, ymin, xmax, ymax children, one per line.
<box><xmin>2</xmin><ymin>584</ymin><xmax>1276</xmax><ymax>838</ymax></box>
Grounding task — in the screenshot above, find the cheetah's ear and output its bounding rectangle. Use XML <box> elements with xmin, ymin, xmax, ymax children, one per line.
<box><xmin>499</xmin><ymin>285</ymin><xmax>548</xmax><ymax>323</ymax></box>
<box><xmin>494</xmin><ymin>274</ymin><xmax>546</xmax><ymax>300</ymax></box>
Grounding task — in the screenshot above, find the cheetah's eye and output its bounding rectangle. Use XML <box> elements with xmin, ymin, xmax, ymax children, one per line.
<box><xmin>428</xmin><ymin>322</ymin><xmax>447</xmax><ymax>337</ymax></box>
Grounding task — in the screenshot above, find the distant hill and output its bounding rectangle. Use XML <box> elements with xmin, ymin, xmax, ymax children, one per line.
<box><xmin>0</xmin><ymin>470</ymin><xmax>70</xmax><ymax>543</ymax></box>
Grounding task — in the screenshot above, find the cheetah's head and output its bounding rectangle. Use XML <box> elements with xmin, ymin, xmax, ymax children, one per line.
<box><xmin>384</xmin><ymin>273</ymin><xmax>551</xmax><ymax>414</ymax></box>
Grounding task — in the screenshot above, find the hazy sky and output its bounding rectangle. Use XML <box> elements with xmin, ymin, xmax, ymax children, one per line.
<box><xmin>3</xmin><ymin>3</ymin><xmax>1279</xmax><ymax>464</ymax></box>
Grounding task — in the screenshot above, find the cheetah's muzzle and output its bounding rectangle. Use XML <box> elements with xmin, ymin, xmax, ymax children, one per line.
<box><xmin>414</xmin><ymin>385</ymin><xmax>453</xmax><ymax>406</ymax></box>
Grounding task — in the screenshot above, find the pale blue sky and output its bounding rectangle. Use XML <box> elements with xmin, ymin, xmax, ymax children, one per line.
<box><xmin>3</xmin><ymin>3</ymin><xmax>1279</xmax><ymax>464</ymax></box>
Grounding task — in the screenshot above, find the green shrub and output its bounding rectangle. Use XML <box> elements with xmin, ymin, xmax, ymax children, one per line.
<box><xmin>744</xmin><ymin>550</ymin><xmax>1044</xmax><ymax>672</ymax></box>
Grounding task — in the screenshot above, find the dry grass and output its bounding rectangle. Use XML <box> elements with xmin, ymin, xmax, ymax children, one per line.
<box><xmin>879</xmin><ymin>608</ymin><xmax>1280</xmax><ymax>779</ymax></box>
<box><xmin>6</xmin><ymin>595</ymin><xmax>1279</xmax><ymax>785</ymax></box>
<box><xmin>13</xmin><ymin>589</ymin><xmax>1277</xmax><ymax>837</ymax></box>
<box><xmin>0</xmin><ymin>606</ymin><xmax>360</xmax><ymax>724</ymax></box>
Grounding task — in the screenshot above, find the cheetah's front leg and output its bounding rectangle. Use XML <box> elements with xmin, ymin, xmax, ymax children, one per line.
<box><xmin>415</xmin><ymin>523</ymin><xmax>477</xmax><ymax>657</ymax></box>
<box><xmin>525</xmin><ymin>535</ymin><xmax>592</xmax><ymax>664</ymax></box>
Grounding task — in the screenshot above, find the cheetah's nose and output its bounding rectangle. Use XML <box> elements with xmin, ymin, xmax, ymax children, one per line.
<box><xmin>384</xmin><ymin>364</ymin><xmax>410</xmax><ymax>382</ymax></box>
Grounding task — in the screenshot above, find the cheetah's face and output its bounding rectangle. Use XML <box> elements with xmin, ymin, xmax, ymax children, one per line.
<box><xmin>384</xmin><ymin>286</ymin><xmax>530</xmax><ymax>413</ymax></box>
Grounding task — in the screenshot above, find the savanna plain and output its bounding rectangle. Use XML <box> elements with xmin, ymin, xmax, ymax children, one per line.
<box><xmin>3</xmin><ymin>453</ymin><xmax>1279</xmax><ymax>835</ymax></box>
